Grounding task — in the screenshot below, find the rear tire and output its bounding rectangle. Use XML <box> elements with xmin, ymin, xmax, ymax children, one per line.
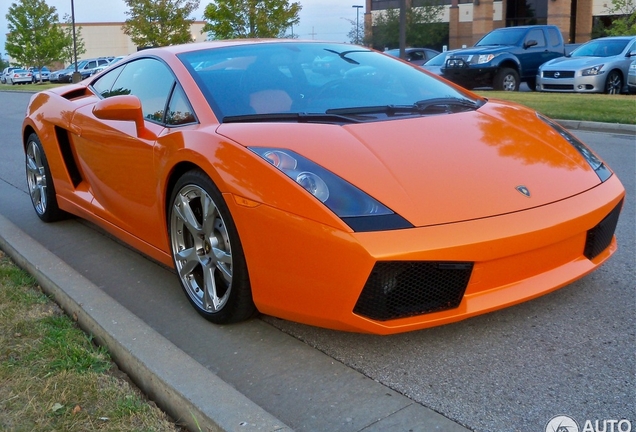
<box><xmin>25</xmin><ymin>133</ymin><xmax>67</xmax><ymax>222</ymax></box>
<box><xmin>494</xmin><ymin>68</ymin><xmax>520</xmax><ymax>91</ymax></box>
<box><xmin>168</xmin><ymin>170</ymin><xmax>256</xmax><ymax>324</ymax></box>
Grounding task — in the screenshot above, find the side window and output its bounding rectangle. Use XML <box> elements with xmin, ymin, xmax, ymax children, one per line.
<box><xmin>98</xmin><ymin>59</ymin><xmax>110</xmax><ymax>67</ymax></box>
<box><xmin>85</xmin><ymin>61</ymin><xmax>96</xmax><ymax>70</ymax></box>
<box><xmin>109</xmin><ymin>58</ymin><xmax>176</xmax><ymax>123</ymax></box>
<box><xmin>165</xmin><ymin>85</ymin><xmax>197</xmax><ymax>126</ymax></box>
<box><xmin>526</xmin><ymin>29</ymin><xmax>546</xmax><ymax>48</ymax></box>
<box><xmin>91</xmin><ymin>65</ymin><xmax>124</xmax><ymax>97</ymax></box>
<box><xmin>409</xmin><ymin>51</ymin><xmax>425</xmax><ymax>62</ymax></box>
<box><xmin>547</xmin><ymin>28</ymin><xmax>561</xmax><ymax>47</ymax></box>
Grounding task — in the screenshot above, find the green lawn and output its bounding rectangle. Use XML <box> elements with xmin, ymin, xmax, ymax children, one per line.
<box><xmin>476</xmin><ymin>91</ymin><xmax>636</xmax><ymax>125</ymax></box>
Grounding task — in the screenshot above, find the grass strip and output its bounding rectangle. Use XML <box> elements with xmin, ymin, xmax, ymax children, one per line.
<box><xmin>477</xmin><ymin>91</ymin><xmax>636</xmax><ymax>125</ymax></box>
<box><xmin>0</xmin><ymin>251</ymin><xmax>184</xmax><ymax>432</ymax></box>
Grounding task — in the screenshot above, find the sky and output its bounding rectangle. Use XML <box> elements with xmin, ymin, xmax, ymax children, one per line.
<box><xmin>1</xmin><ymin>0</ymin><xmax>361</xmax><ymax>60</ymax></box>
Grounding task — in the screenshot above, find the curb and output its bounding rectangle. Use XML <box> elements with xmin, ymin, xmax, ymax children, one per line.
<box><xmin>0</xmin><ymin>213</ymin><xmax>291</xmax><ymax>432</ymax></box>
<box><xmin>557</xmin><ymin>119</ymin><xmax>636</xmax><ymax>136</ymax></box>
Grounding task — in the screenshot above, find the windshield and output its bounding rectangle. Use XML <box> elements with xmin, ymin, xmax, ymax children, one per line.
<box><xmin>179</xmin><ymin>42</ymin><xmax>480</xmax><ymax>121</ymax></box>
<box><xmin>476</xmin><ymin>28</ymin><xmax>526</xmax><ymax>46</ymax></box>
<box><xmin>570</xmin><ymin>39</ymin><xmax>629</xmax><ymax>57</ymax></box>
<box><xmin>424</xmin><ymin>52</ymin><xmax>448</xmax><ymax>66</ymax></box>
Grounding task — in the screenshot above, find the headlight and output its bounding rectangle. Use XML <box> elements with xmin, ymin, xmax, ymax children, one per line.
<box><xmin>250</xmin><ymin>147</ymin><xmax>413</xmax><ymax>231</ymax></box>
<box><xmin>582</xmin><ymin>65</ymin><xmax>604</xmax><ymax>76</ymax></box>
<box><xmin>474</xmin><ymin>54</ymin><xmax>496</xmax><ymax>64</ymax></box>
<box><xmin>537</xmin><ymin>114</ymin><xmax>611</xmax><ymax>182</ymax></box>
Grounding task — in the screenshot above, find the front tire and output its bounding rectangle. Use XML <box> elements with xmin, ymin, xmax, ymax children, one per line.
<box><xmin>604</xmin><ymin>70</ymin><xmax>623</xmax><ymax>94</ymax></box>
<box><xmin>25</xmin><ymin>133</ymin><xmax>67</xmax><ymax>222</ymax></box>
<box><xmin>494</xmin><ymin>68</ymin><xmax>520</xmax><ymax>91</ymax></box>
<box><xmin>169</xmin><ymin>170</ymin><xmax>256</xmax><ymax>324</ymax></box>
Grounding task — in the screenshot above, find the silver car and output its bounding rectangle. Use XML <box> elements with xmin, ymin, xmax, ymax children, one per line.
<box><xmin>7</xmin><ymin>68</ymin><xmax>33</xmax><ymax>85</ymax></box>
<box><xmin>628</xmin><ymin>60</ymin><xmax>636</xmax><ymax>94</ymax></box>
<box><xmin>537</xmin><ymin>36</ymin><xmax>636</xmax><ymax>94</ymax></box>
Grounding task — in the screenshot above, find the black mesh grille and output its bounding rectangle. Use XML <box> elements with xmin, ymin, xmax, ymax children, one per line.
<box><xmin>353</xmin><ymin>262</ymin><xmax>473</xmax><ymax>321</ymax></box>
<box><xmin>584</xmin><ymin>199</ymin><xmax>623</xmax><ymax>260</ymax></box>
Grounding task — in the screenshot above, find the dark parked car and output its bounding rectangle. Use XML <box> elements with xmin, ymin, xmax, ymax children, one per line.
<box><xmin>385</xmin><ymin>48</ymin><xmax>440</xmax><ymax>66</ymax></box>
<box><xmin>441</xmin><ymin>25</ymin><xmax>566</xmax><ymax>91</ymax></box>
<box><xmin>30</xmin><ymin>67</ymin><xmax>50</xmax><ymax>82</ymax></box>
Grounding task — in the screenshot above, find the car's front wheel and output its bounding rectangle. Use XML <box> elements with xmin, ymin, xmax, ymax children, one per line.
<box><xmin>25</xmin><ymin>133</ymin><xmax>67</xmax><ymax>222</ymax></box>
<box><xmin>494</xmin><ymin>68</ymin><xmax>520</xmax><ymax>91</ymax></box>
<box><xmin>169</xmin><ymin>170</ymin><xmax>256</xmax><ymax>324</ymax></box>
<box><xmin>604</xmin><ymin>70</ymin><xmax>623</xmax><ymax>94</ymax></box>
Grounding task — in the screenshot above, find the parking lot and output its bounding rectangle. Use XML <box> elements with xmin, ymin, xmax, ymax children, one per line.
<box><xmin>0</xmin><ymin>90</ymin><xmax>634</xmax><ymax>431</ymax></box>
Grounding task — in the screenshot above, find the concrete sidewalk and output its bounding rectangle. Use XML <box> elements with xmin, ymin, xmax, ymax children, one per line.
<box><xmin>0</xmin><ymin>211</ymin><xmax>471</xmax><ymax>432</ymax></box>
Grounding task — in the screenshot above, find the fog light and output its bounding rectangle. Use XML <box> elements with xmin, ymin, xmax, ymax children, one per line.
<box><xmin>578</xmin><ymin>85</ymin><xmax>584</xmax><ymax>89</ymax></box>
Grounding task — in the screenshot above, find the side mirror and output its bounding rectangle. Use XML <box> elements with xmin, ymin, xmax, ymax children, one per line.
<box><xmin>628</xmin><ymin>50</ymin><xmax>636</xmax><ymax>57</ymax></box>
<box><xmin>524</xmin><ymin>39</ymin><xmax>538</xmax><ymax>49</ymax></box>
<box><xmin>93</xmin><ymin>95</ymin><xmax>151</xmax><ymax>138</ymax></box>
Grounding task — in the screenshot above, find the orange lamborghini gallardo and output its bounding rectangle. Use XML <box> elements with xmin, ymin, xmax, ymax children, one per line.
<box><xmin>22</xmin><ymin>40</ymin><xmax>624</xmax><ymax>334</ymax></box>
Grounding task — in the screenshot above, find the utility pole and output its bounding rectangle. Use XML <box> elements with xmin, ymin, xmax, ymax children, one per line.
<box><xmin>71</xmin><ymin>0</ymin><xmax>81</xmax><ymax>83</ymax></box>
<box><xmin>352</xmin><ymin>5</ymin><xmax>363</xmax><ymax>45</ymax></box>
<box><xmin>399</xmin><ymin>0</ymin><xmax>406</xmax><ymax>60</ymax></box>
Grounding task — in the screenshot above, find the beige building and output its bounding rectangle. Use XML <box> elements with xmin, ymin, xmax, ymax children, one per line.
<box><xmin>365</xmin><ymin>0</ymin><xmax>632</xmax><ymax>50</ymax></box>
<box><xmin>60</xmin><ymin>21</ymin><xmax>207</xmax><ymax>64</ymax></box>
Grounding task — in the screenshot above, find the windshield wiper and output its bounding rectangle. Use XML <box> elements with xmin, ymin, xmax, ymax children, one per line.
<box><xmin>326</xmin><ymin>98</ymin><xmax>485</xmax><ymax>117</ymax></box>
<box><xmin>414</xmin><ymin>97</ymin><xmax>485</xmax><ymax>111</ymax></box>
<box><xmin>222</xmin><ymin>112</ymin><xmax>363</xmax><ymax>124</ymax></box>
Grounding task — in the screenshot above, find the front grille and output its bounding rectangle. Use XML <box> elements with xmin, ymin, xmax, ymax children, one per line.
<box><xmin>544</xmin><ymin>84</ymin><xmax>575</xmax><ymax>90</ymax></box>
<box><xmin>584</xmin><ymin>199</ymin><xmax>623</xmax><ymax>260</ymax></box>
<box><xmin>543</xmin><ymin>71</ymin><xmax>575</xmax><ymax>79</ymax></box>
<box><xmin>353</xmin><ymin>262</ymin><xmax>473</xmax><ymax>321</ymax></box>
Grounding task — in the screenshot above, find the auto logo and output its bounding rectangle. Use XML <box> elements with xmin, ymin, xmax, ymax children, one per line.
<box><xmin>554</xmin><ymin>71</ymin><xmax>560</xmax><ymax>78</ymax></box>
<box><xmin>516</xmin><ymin>185</ymin><xmax>531</xmax><ymax>197</ymax></box>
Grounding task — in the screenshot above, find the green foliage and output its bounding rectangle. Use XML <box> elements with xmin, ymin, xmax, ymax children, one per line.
<box><xmin>60</xmin><ymin>14</ymin><xmax>86</xmax><ymax>67</ymax></box>
<box><xmin>604</xmin><ymin>0</ymin><xmax>636</xmax><ymax>36</ymax></box>
<box><xmin>4</xmin><ymin>0</ymin><xmax>71</xmax><ymax>71</ymax></box>
<box><xmin>203</xmin><ymin>0</ymin><xmax>301</xmax><ymax>39</ymax></box>
<box><xmin>122</xmin><ymin>0</ymin><xmax>200</xmax><ymax>48</ymax></box>
<box><xmin>344</xmin><ymin>17</ymin><xmax>365</xmax><ymax>45</ymax></box>
<box><xmin>368</xmin><ymin>1</ymin><xmax>446</xmax><ymax>51</ymax></box>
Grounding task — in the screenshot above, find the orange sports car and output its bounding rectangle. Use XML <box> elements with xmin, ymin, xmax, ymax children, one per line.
<box><xmin>22</xmin><ymin>40</ymin><xmax>624</xmax><ymax>334</ymax></box>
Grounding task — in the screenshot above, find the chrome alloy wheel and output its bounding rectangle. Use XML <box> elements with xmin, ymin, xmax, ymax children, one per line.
<box><xmin>170</xmin><ymin>184</ymin><xmax>233</xmax><ymax>313</ymax></box>
<box><xmin>26</xmin><ymin>139</ymin><xmax>48</xmax><ymax>216</ymax></box>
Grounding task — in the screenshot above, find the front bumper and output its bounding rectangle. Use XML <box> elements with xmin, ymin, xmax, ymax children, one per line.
<box><xmin>537</xmin><ymin>70</ymin><xmax>607</xmax><ymax>92</ymax></box>
<box><xmin>228</xmin><ymin>174</ymin><xmax>625</xmax><ymax>334</ymax></box>
<box><xmin>440</xmin><ymin>64</ymin><xmax>498</xmax><ymax>88</ymax></box>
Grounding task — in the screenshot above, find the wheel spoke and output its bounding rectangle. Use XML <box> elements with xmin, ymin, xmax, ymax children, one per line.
<box><xmin>202</xmin><ymin>261</ymin><xmax>222</xmax><ymax>311</ymax></box>
<box><xmin>174</xmin><ymin>194</ymin><xmax>202</xmax><ymax>235</ymax></box>
<box><xmin>201</xmin><ymin>193</ymin><xmax>219</xmax><ymax>236</ymax></box>
<box><xmin>175</xmin><ymin>246</ymin><xmax>199</xmax><ymax>278</ymax></box>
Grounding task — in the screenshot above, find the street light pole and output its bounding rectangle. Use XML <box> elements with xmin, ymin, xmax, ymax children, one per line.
<box><xmin>71</xmin><ymin>0</ymin><xmax>81</xmax><ymax>83</ymax></box>
<box><xmin>352</xmin><ymin>5</ymin><xmax>363</xmax><ymax>45</ymax></box>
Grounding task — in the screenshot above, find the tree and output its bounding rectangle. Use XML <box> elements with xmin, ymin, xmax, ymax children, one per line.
<box><xmin>60</xmin><ymin>14</ymin><xmax>86</xmax><ymax>67</ymax></box>
<box><xmin>605</xmin><ymin>0</ymin><xmax>636</xmax><ymax>36</ymax></box>
<box><xmin>369</xmin><ymin>1</ymin><xmax>445</xmax><ymax>51</ymax></box>
<box><xmin>202</xmin><ymin>0</ymin><xmax>301</xmax><ymax>39</ymax></box>
<box><xmin>344</xmin><ymin>18</ymin><xmax>364</xmax><ymax>45</ymax></box>
<box><xmin>4</xmin><ymin>0</ymin><xmax>70</xmax><ymax>77</ymax></box>
<box><xmin>122</xmin><ymin>0</ymin><xmax>200</xmax><ymax>48</ymax></box>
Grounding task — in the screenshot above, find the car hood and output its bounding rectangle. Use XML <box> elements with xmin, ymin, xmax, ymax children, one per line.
<box><xmin>447</xmin><ymin>45</ymin><xmax>516</xmax><ymax>57</ymax></box>
<box><xmin>217</xmin><ymin>101</ymin><xmax>603</xmax><ymax>227</ymax></box>
<box><xmin>542</xmin><ymin>56</ymin><xmax>608</xmax><ymax>69</ymax></box>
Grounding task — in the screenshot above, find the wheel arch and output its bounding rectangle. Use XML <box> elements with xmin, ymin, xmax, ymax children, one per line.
<box><xmin>22</xmin><ymin>125</ymin><xmax>37</xmax><ymax>152</ymax></box>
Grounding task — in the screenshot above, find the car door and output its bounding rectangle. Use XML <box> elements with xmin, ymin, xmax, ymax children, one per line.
<box><xmin>70</xmin><ymin>58</ymin><xmax>176</xmax><ymax>245</ymax></box>
<box><xmin>517</xmin><ymin>28</ymin><xmax>549</xmax><ymax>79</ymax></box>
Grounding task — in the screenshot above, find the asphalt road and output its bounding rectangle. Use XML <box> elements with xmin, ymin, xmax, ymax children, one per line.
<box><xmin>1</xmin><ymin>89</ymin><xmax>634</xmax><ymax>432</ymax></box>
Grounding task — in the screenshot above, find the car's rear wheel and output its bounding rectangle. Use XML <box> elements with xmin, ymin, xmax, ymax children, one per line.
<box><xmin>604</xmin><ymin>70</ymin><xmax>623</xmax><ymax>94</ymax></box>
<box><xmin>169</xmin><ymin>170</ymin><xmax>256</xmax><ymax>324</ymax></box>
<box><xmin>25</xmin><ymin>133</ymin><xmax>67</xmax><ymax>222</ymax></box>
<box><xmin>494</xmin><ymin>68</ymin><xmax>520</xmax><ymax>91</ymax></box>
